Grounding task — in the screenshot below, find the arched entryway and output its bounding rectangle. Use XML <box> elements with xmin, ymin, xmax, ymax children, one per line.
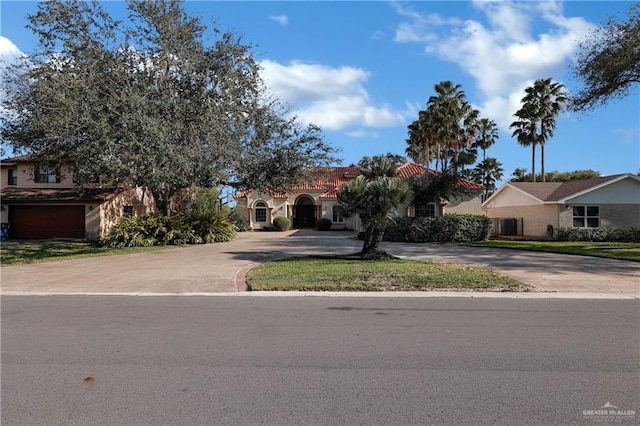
<box><xmin>292</xmin><ymin>196</ymin><xmax>316</xmax><ymax>228</ymax></box>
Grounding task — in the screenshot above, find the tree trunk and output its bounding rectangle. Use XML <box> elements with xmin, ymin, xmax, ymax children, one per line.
<box><xmin>152</xmin><ymin>189</ymin><xmax>172</xmax><ymax>216</ymax></box>
<box><xmin>531</xmin><ymin>143</ymin><xmax>536</xmax><ymax>182</ymax></box>
<box><xmin>361</xmin><ymin>226</ymin><xmax>384</xmax><ymax>255</ymax></box>
<box><xmin>541</xmin><ymin>143</ymin><xmax>546</xmax><ymax>183</ymax></box>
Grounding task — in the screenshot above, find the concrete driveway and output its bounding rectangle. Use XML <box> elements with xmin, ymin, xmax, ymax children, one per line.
<box><xmin>1</xmin><ymin>230</ymin><xmax>638</xmax><ymax>296</ymax></box>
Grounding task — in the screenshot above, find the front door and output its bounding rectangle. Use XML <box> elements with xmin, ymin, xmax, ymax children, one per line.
<box><xmin>292</xmin><ymin>197</ymin><xmax>316</xmax><ymax>228</ymax></box>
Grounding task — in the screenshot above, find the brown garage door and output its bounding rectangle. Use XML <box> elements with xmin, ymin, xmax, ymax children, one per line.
<box><xmin>9</xmin><ymin>205</ymin><xmax>86</xmax><ymax>239</ymax></box>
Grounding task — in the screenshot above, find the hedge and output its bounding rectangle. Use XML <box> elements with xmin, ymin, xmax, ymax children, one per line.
<box><xmin>316</xmin><ymin>218</ymin><xmax>332</xmax><ymax>231</ymax></box>
<box><xmin>383</xmin><ymin>214</ymin><xmax>492</xmax><ymax>243</ymax></box>
<box><xmin>101</xmin><ymin>212</ymin><xmax>237</xmax><ymax>247</ymax></box>
<box><xmin>273</xmin><ymin>216</ymin><xmax>291</xmax><ymax>231</ymax></box>
<box><xmin>555</xmin><ymin>227</ymin><xmax>640</xmax><ymax>242</ymax></box>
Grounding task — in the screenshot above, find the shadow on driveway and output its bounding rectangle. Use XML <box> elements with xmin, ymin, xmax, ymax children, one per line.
<box><xmin>1</xmin><ymin>229</ymin><xmax>638</xmax><ymax>295</ymax></box>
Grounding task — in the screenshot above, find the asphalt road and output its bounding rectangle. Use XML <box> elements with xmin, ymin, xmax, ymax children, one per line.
<box><xmin>2</xmin><ymin>296</ymin><xmax>639</xmax><ymax>425</ymax></box>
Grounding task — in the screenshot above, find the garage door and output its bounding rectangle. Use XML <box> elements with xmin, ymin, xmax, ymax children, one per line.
<box><xmin>9</xmin><ymin>206</ymin><xmax>86</xmax><ymax>239</ymax></box>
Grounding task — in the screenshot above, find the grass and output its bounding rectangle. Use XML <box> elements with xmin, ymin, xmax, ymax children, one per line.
<box><xmin>1</xmin><ymin>240</ymin><xmax>179</xmax><ymax>266</ymax></box>
<box><xmin>246</xmin><ymin>254</ymin><xmax>530</xmax><ymax>292</ymax></box>
<box><xmin>458</xmin><ymin>240</ymin><xmax>640</xmax><ymax>262</ymax></box>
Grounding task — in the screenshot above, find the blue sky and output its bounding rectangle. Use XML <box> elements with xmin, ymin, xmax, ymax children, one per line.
<box><xmin>1</xmin><ymin>1</ymin><xmax>638</xmax><ymax>185</ymax></box>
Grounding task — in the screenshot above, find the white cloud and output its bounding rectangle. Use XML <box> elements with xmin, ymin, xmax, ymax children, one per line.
<box><xmin>0</xmin><ymin>37</ymin><xmax>26</xmax><ymax>121</ymax></box>
<box><xmin>393</xmin><ymin>1</ymin><xmax>594</xmax><ymax>130</ymax></box>
<box><xmin>392</xmin><ymin>1</ymin><xmax>462</xmax><ymax>43</ymax></box>
<box><xmin>260</xmin><ymin>59</ymin><xmax>413</xmax><ymax>131</ymax></box>
<box><xmin>269</xmin><ymin>15</ymin><xmax>288</xmax><ymax>26</ymax></box>
<box><xmin>0</xmin><ymin>36</ymin><xmax>23</xmax><ymax>63</ymax></box>
<box><xmin>345</xmin><ymin>129</ymin><xmax>379</xmax><ymax>139</ymax></box>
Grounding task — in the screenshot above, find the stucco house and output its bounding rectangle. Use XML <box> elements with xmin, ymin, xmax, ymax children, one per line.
<box><xmin>482</xmin><ymin>173</ymin><xmax>640</xmax><ymax>238</ymax></box>
<box><xmin>0</xmin><ymin>155</ymin><xmax>156</xmax><ymax>240</ymax></box>
<box><xmin>234</xmin><ymin>162</ymin><xmax>484</xmax><ymax>231</ymax></box>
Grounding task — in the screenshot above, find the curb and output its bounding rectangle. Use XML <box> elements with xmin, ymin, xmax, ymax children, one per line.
<box><xmin>2</xmin><ymin>291</ymin><xmax>637</xmax><ymax>299</ymax></box>
<box><xmin>233</xmin><ymin>263</ymin><xmax>260</xmax><ymax>292</ymax></box>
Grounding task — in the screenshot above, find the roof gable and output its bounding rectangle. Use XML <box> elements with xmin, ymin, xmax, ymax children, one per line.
<box><xmin>484</xmin><ymin>174</ymin><xmax>639</xmax><ymax>206</ymax></box>
<box><xmin>508</xmin><ymin>182</ymin><xmax>564</xmax><ymax>201</ymax></box>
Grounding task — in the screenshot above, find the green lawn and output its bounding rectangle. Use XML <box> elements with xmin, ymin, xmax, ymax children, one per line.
<box><xmin>246</xmin><ymin>254</ymin><xmax>530</xmax><ymax>292</ymax></box>
<box><xmin>1</xmin><ymin>241</ymin><xmax>178</xmax><ymax>266</ymax></box>
<box><xmin>459</xmin><ymin>240</ymin><xmax>640</xmax><ymax>262</ymax></box>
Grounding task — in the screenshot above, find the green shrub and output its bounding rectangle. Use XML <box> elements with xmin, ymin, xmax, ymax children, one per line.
<box><xmin>189</xmin><ymin>212</ymin><xmax>237</xmax><ymax>243</ymax></box>
<box><xmin>556</xmin><ymin>227</ymin><xmax>640</xmax><ymax>242</ymax></box>
<box><xmin>273</xmin><ymin>216</ymin><xmax>291</xmax><ymax>231</ymax></box>
<box><xmin>384</xmin><ymin>214</ymin><xmax>492</xmax><ymax>242</ymax></box>
<box><xmin>229</xmin><ymin>209</ymin><xmax>249</xmax><ymax>232</ymax></box>
<box><xmin>316</xmin><ymin>217</ymin><xmax>332</xmax><ymax>231</ymax></box>
<box><xmin>102</xmin><ymin>212</ymin><xmax>237</xmax><ymax>247</ymax></box>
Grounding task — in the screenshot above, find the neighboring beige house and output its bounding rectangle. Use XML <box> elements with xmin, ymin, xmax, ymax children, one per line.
<box><xmin>234</xmin><ymin>162</ymin><xmax>484</xmax><ymax>231</ymax></box>
<box><xmin>0</xmin><ymin>155</ymin><xmax>156</xmax><ymax>240</ymax></box>
<box><xmin>482</xmin><ymin>174</ymin><xmax>640</xmax><ymax>238</ymax></box>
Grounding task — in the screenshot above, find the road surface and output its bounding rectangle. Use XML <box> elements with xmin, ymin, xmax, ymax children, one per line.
<box><xmin>2</xmin><ymin>295</ymin><xmax>638</xmax><ymax>425</ymax></box>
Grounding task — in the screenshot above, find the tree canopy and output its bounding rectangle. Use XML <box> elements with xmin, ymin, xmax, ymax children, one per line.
<box><xmin>355</xmin><ymin>153</ymin><xmax>407</xmax><ymax>168</ymax></box>
<box><xmin>571</xmin><ymin>3</ymin><xmax>640</xmax><ymax>111</ymax></box>
<box><xmin>405</xmin><ymin>81</ymin><xmax>479</xmax><ymax>174</ymax></box>
<box><xmin>1</xmin><ymin>0</ymin><xmax>337</xmax><ymax>214</ymax></box>
<box><xmin>510</xmin><ymin>168</ymin><xmax>601</xmax><ymax>182</ymax></box>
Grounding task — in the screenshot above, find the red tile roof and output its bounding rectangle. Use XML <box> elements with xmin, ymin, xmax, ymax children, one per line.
<box><xmin>396</xmin><ymin>163</ymin><xmax>437</xmax><ymax>180</ymax></box>
<box><xmin>234</xmin><ymin>187</ymin><xmax>288</xmax><ymax>199</ymax></box>
<box><xmin>396</xmin><ymin>163</ymin><xmax>483</xmax><ymax>190</ymax></box>
<box><xmin>235</xmin><ymin>163</ymin><xmax>483</xmax><ymax>199</ymax></box>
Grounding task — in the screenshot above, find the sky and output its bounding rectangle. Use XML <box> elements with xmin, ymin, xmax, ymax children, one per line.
<box><xmin>1</xmin><ymin>0</ymin><xmax>638</xmax><ymax>186</ymax></box>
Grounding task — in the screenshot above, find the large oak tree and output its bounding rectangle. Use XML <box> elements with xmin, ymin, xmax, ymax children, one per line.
<box><xmin>571</xmin><ymin>3</ymin><xmax>640</xmax><ymax>112</ymax></box>
<box><xmin>1</xmin><ymin>0</ymin><xmax>337</xmax><ymax>214</ymax></box>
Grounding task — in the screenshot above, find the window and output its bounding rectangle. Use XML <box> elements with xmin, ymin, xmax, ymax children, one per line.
<box><xmin>8</xmin><ymin>168</ymin><xmax>17</xmax><ymax>186</ymax></box>
<box><xmin>414</xmin><ymin>203</ymin><xmax>436</xmax><ymax>218</ymax></box>
<box><xmin>255</xmin><ymin>202</ymin><xmax>267</xmax><ymax>223</ymax></box>
<box><xmin>573</xmin><ymin>205</ymin><xmax>600</xmax><ymax>228</ymax></box>
<box><xmin>35</xmin><ymin>165</ymin><xmax>60</xmax><ymax>183</ymax></box>
<box><xmin>122</xmin><ymin>206</ymin><xmax>134</xmax><ymax>217</ymax></box>
<box><xmin>332</xmin><ymin>205</ymin><xmax>345</xmax><ymax>223</ymax></box>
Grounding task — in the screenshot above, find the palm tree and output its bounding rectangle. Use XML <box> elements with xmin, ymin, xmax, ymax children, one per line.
<box><xmin>471</xmin><ymin>157</ymin><xmax>504</xmax><ymax>201</ymax></box>
<box><xmin>510</xmin><ymin>102</ymin><xmax>539</xmax><ymax>182</ymax></box>
<box><xmin>476</xmin><ymin>118</ymin><xmax>499</xmax><ymax>162</ymax></box>
<box><xmin>405</xmin><ymin>110</ymin><xmax>437</xmax><ymax>167</ymax></box>
<box><xmin>338</xmin><ymin>156</ymin><xmax>413</xmax><ymax>256</ymax></box>
<box><xmin>533</xmin><ymin>78</ymin><xmax>567</xmax><ymax>182</ymax></box>
<box><xmin>427</xmin><ymin>81</ymin><xmax>479</xmax><ymax>173</ymax></box>
<box><xmin>510</xmin><ymin>78</ymin><xmax>567</xmax><ymax>182</ymax></box>
<box><xmin>474</xmin><ymin>118</ymin><xmax>499</xmax><ymax>189</ymax></box>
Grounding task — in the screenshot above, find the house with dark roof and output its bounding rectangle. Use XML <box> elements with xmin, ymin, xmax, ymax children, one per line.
<box><xmin>234</xmin><ymin>163</ymin><xmax>484</xmax><ymax>231</ymax></box>
<box><xmin>482</xmin><ymin>174</ymin><xmax>640</xmax><ymax>238</ymax></box>
<box><xmin>0</xmin><ymin>155</ymin><xmax>155</xmax><ymax>240</ymax></box>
